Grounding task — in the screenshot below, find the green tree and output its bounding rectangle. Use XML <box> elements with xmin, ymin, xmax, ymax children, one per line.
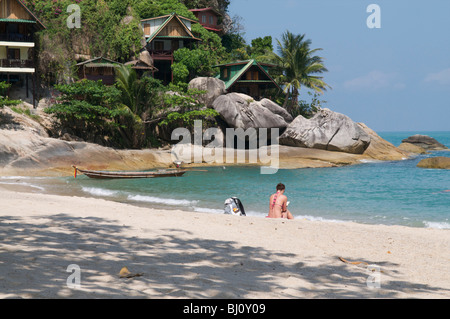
<box><xmin>172</xmin><ymin>24</ymin><xmax>227</xmax><ymax>84</ymax></box>
<box><xmin>115</xmin><ymin>64</ymin><xmax>164</xmax><ymax>117</ymax></box>
<box><xmin>181</xmin><ymin>0</ymin><xmax>230</xmax><ymax>12</ymax></box>
<box><xmin>133</xmin><ymin>0</ymin><xmax>197</xmax><ymax>20</ymax></box>
<box><xmin>269</xmin><ymin>31</ymin><xmax>330</xmax><ymax>113</ymax></box>
<box><xmin>249</xmin><ymin>36</ymin><xmax>273</xmax><ymax>58</ymax></box>
<box><xmin>44</xmin><ymin>80</ymin><xmax>129</xmax><ymax>143</ymax></box>
<box><xmin>115</xmin><ymin>64</ymin><xmax>142</xmax><ymax>115</ymax></box>
<box><xmin>0</xmin><ymin>81</ymin><xmax>20</xmax><ymax>108</ymax></box>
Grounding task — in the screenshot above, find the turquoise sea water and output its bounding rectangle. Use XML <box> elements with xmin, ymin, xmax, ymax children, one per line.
<box><xmin>2</xmin><ymin>132</ymin><xmax>449</xmax><ymax>229</ymax></box>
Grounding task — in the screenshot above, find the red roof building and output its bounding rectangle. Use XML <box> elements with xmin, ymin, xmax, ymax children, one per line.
<box><xmin>189</xmin><ymin>8</ymin><xmax>223</xmax><ymax>34</ymax></box>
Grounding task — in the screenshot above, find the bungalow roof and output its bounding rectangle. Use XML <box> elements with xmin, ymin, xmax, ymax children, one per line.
<box><xmin>142</xmin><ymin>13</ymin><xmax>201</xmax><ymax>44</ymax></box>
<box><xmin>76</xmin><ymin>57</ymin><xmax>122</xmax><ymax>68</ymax></box>
<box><xmin>15</xmin><ymin>0</ymin><xmax>46</xmax><ymax>29</ymax></box>
<box><xmin>214</xmin><ymin>59</ymin><xmax>281</xmax><ymax>91</ymax></box>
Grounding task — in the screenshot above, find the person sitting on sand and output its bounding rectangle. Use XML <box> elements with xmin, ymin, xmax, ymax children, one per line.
<box><xmin>268</xmin><ymin>183</ymin><xmax>294</xmax><ymax>219</ymax></box>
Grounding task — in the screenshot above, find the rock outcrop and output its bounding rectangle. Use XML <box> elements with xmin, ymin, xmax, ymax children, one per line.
<box><xmin>398</xmin><ymin>142</ymin><xmax>428</xmax><ymax>154</ymax></box>
<box><xmin>188</xmin><ymin>77</ymin><xmax>227</xmax><ymax>108</ymax></box>
<box><xmin>0</xmin><ymin>106</ymin><xmax>172</xmax><ymax>176</ymax></box>
<box><xmin>357</xmin><ymin>123</ymin><xmax>410</xmax><ymax>160</ymax></box>
<box><xmin>212</xmin><ymin>93</ymin><xmax>290</xmax><ymax>130</ymax></box>
<box><xmin>417</xmin><ymin>157</ymin><xmax>450</xmax><ymax>169</ymax></box>
<box><xmin>259</xmin><ymin>98</ymin><xmax>294</xmax><ymax>124</ymax></box>
<box><xmin>0</xmin><ymin>101</ymin><xmax>414</xmax><ymax>176</ymax></box>
<box><xmin>401</xmin><ymin>135</ymin><xmax>448</xmax><ymax>150</ymax></box>
<box><xmin>279</xmin><ymin>108</ymin><xmax>371</xmax><ymax>154</ymax></box>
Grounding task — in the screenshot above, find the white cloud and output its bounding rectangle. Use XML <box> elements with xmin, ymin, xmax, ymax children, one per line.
<box><xmin>343</xmin><ymin>70</ymin><xmax>405</xmax><ymax>91</ymax></box>
<box><xmin>424</xmin><ymin>68</ymin><xmax>450</xmax><ymax>85</ymax></box>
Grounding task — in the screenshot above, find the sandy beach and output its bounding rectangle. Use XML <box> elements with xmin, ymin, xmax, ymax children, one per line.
<box><xmin>0</xmin><ymin>186</ymin><xmax>449</xmax><ymax>299</ymax></box>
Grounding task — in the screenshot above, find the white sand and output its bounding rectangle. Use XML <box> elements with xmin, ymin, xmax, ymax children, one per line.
<box><xmin>0</xmin><ymin>187</ymin><xmax>449</xmax><ymax>299</ymax></box>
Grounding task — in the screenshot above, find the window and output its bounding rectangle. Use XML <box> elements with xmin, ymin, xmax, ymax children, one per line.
<box><xmin>202</xmin><ymin>15</ymin><xmax>207</xmax><ymax>23</ymax></box>
<box><xmin>154</xmin><ymin>41</ymin><xmax>164</xmax><ymax>51</ymax></box>
<box><xmin>7</xmin><ymin>48</ymin><xmax>20</xmax><ymax>60</ymax></box>
<box><xmin>209</xmin><ymin>16</ymin><xmax>214</xmax><ymax>25</ymax></box>
<box><xmin>144</xmin><ymin>24</ymin><xmax>150</xmax><ymax>36</ymax></box>
<box><xmin>223</xmin><ymin>68</ymin><xmax>228</xmax><ymax>79</ymax></box>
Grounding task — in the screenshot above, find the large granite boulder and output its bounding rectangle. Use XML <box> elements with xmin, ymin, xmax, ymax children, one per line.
<box><xmin>401</xmin><ymin>135</ymin><xmax>448</xmax><ymax>150</ymax></box>
<box><xmin>279</xmin><ymin>108</ymin><xmax>371</xmax><ymax>154</ymax></box>
<box><xmin>260</xmin><ymin>98</ymin><xmax>294</xmax><ymax>124</ymax></box>
<box><xmin>357</xmin><ymin>123</ymin><xmax>410</xmax><ymax>160</ymax></box>
<box><xmin>188</xmin><ymin>77</ymin><xmax>227</xmax><ymax>108</ymax></box>
<box><xmin>417</xmin><ymin>157</ymin><xmax>450</xmax><ymax>169</ymax></box>
<box><xmin>212</xmin><ymin>93</ymin><xmax>289</xmax><ymax>130</ymax></box>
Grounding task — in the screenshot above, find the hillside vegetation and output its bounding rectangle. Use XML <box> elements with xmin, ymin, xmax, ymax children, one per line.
<box><xmin>16</xmin><ymin>0</ymin><xmax>330</xmax><ymax>150</ymax></box>
<box><xmin>23</xmin><ymin>0</ymin><xmax>230</xmax><ymax>85</ymax></box>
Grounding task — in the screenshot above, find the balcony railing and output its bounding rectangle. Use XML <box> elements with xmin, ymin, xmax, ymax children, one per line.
<box><xmin>0</xmin><ymin>59</ymin><xmax>34</xmax><ymax>68</ymax></box>
<box><xmin>0</xmin><ymin>33</ymin><xmax>34</xmax><ymax>42</ymax></box>
<box><xmin>150</xmin><ymin>50</ymin><xmax>174</xmax><ymax>61</ymax></box>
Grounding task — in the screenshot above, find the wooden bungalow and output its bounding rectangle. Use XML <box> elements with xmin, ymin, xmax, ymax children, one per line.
<box><xmin>124</xmin><ymin>58</ymin><xmax>158</xmax><ymax>77</ymax></box>
<box><xmin>141</xmin><ymin>13</ymin><xmax>201</xmax><ymax>84</ymax></box>
<box><xmin>0</xmin><ymin>0</ymin><xmax>45</xmax><ymax>107</ymax></box>
<box><xmin>189</xmin><ymin>7</ymin><xmax>223</xmax><ymax>34</ymax></box>
<box><xmin>76</xmin><ymin>57</ymin><xmax>122</xmax><ymax>85</ymax></box>
<box><xmin>214</xmin><ymin>59</ymin><xmax>282</xmax><ymax>100</ymax></box>
<box><xmin>124</xmin><ymin>51</ymin><xmax>158</xmax><ymax>78</ymax></box>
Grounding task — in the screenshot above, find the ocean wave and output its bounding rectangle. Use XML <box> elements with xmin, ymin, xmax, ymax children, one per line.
<box><xmin>82</xmin><ymin>187</ymin><xmax>119</xmax><ymax>197</ymax></box>
<box><xmin>0</xmin><ymin>181</ymin><xmax>45</xmax><ymax>191</ymax></box>
<box><xmin>423</xmin><ymin>221</ymin><xmax>450</xmax><ymax>229</ymax></box>
<box><xmin>0</xmin><ymin>176</ymin><xmax>29</xmax><ymax>180</ymax></box>
<box><xmin>0</xmin><ymin>176</ymin><xmax>48</xmax><ymax>180</ymax></box>
<box><xmin>128</xmin><ymin>194</ymin><xmax>198</xmax><ymax>206</ymax></box>
<box><xmin>359</xmin><ymin>159</ymin><xmax>382</xmax><ymax>164</ymax></box>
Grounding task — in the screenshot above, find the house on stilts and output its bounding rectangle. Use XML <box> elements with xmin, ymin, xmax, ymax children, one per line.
<box><xmin>140</xmin><ymin>12</ymin><xmax>201</xmax><ymax>85</ymax></box>
<box><xmin>0</xmin><ymin>0</ymin><xmax>45</xmax><ymax>107</ymax></box>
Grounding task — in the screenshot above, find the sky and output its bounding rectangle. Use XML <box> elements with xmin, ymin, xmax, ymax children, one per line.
<box><xmin>228</xmin><ymin>0</ymin><xmax>450</xmax><ymax>132</ymax></box>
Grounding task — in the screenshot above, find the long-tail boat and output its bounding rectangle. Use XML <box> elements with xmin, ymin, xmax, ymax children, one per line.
<box><xmin>72</xmin><ymin>166</ymin><xmax>187</xmax><ymax>179</ymax></box>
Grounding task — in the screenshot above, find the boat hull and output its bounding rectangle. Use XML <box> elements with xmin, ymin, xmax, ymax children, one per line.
<box><xmin>73</xmin><ymin>166</ymin><xmax>186</xmax><ymax>179</ymax></box>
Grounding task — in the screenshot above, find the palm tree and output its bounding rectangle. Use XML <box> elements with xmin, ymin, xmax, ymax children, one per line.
<box><xmin>269</xmin><ymin>31</ymin><xmax>330</xmax><ymax>113</ymax></box>
<box><xmin>114</xmin><ymin>64</ymin><xmax>143</xmax><ymax>115</ymax></box>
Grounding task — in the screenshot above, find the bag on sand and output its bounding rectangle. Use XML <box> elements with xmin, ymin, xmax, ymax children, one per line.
<box><xmin>224</xmin><ymin>197</ymin><xmax>246</xmax><ymax>216</ymax></box>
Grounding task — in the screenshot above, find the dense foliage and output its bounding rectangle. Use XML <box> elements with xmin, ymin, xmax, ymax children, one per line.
<box><xmin>172</xmin><ymin>24</ymin><xmax>227</xmax><ymax>84</ymax></box>
<box><xmin>43</xmin><ymin>79</ymin><xmax>156</xmax><ymax>148</ymax></box>
<box><xmin>24</xmin><ymin>0</ymin><xmax>227</xmax><ymax>84</ymax></box>
<box><xmin>43</xmin><ymin>80</ymin><xmax>129</xmax><ymax>143</ymax></box>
